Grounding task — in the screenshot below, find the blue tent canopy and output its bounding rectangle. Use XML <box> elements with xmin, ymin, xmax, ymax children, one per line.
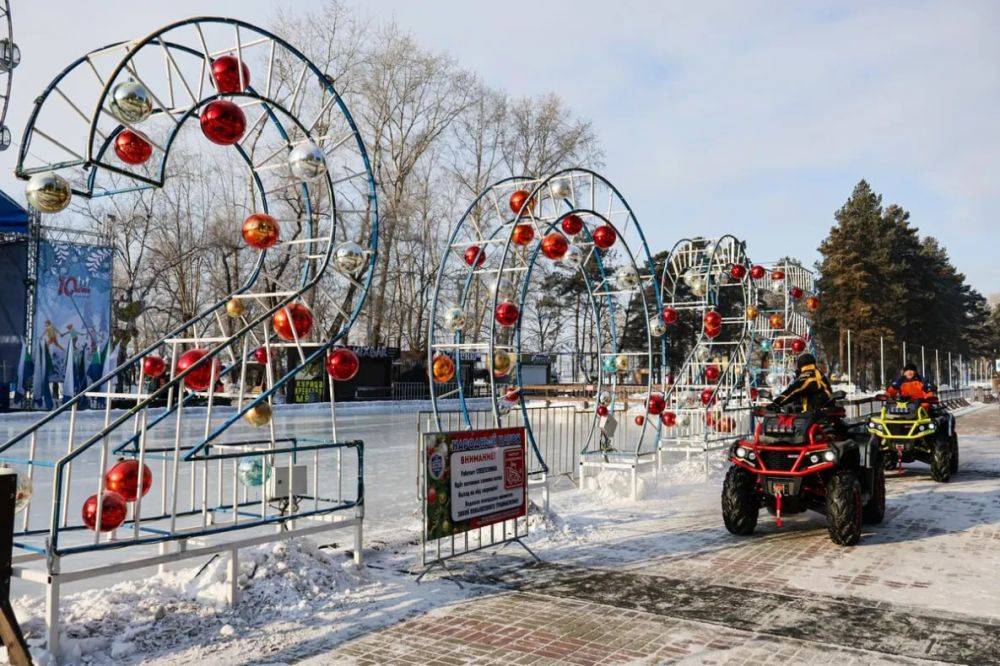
<box><xmin>0</xmin><ymin>188</ymin><xmax>29</xmax><ymax>235</ymax></box>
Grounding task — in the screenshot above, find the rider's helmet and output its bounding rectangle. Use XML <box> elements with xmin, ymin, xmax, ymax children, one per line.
<box><xmin>795</xmin><ymin>353</ymin><xmax>816</xmax><ymax>371</ymax></box>
<box><xmin>903</xmin><ymin>362</ymin><xmax>918</xmax><ymax>373</ymax></box>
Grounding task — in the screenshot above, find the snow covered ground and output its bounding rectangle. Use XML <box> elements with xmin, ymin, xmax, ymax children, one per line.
<box><xmin>0</xmin><ymin>402</ymin><xmax>997</xmax><ymax>664</ymax></box>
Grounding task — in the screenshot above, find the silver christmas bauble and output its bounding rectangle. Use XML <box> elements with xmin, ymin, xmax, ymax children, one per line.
<box><xmin>562</xmin><ymin>244</ymin><xmax>583</xmax><ymax>268</ymax></box>
<box><xmin>766</xmin><ymin>371</ymin><xmax>784</xmax><ymax>388</ymax></box>
<box><xmin>334</xmin><ymin>241</ymin><xmax>366</xmax><ymax>275</ymax></box>
<box><xmin>682</xmin><ymin>267</ymin><xmax>698</xmax><ymax>287</ymax></box>
<box><xmin>549</xmin><ymin>179</ymin><xmax>571</xmax><ymax>198</ymax></box>
<box><xmin>703</xmin><ymin>241</ymin><xmax>716</xmax><ymax>257</ymax></box>
<box><xmin>648</xmin><ymin>315</ymin><xmax>667</xmax><ymax>337</ymax></box>
<box><xmin>616</xmin><ymin>265</ymin><xmax>640</xmax><ymax>290</ymax></box>
<box><xmin>597</xmin><ymin>390</ymin><xmax>613</xmax><ymax>406</ymax></box>
<box><xmin>26</xmin><ymin>172</ymin><xmax>72</xmax><ymax>213</ymax></box>
<box><xmin>288</xmin><ymin>141</ymin><xmax>327</xmax><ymax>182</ymax></box>
<box><xmin>110</xmin><ymin>80</ymin><xmax>153</xmax><ymax>124</ymax></box>
<box><xmin>679</xmin><ymin>414</ymin><xmax>691</xmax><ymax>427</ymax></box>
<box><xmin>690</xmin><ymin>277</ymin><xmax>707</xmax><ymax>296</ymax></box>
<box><xmin>443</xmin><ymin>306</ymin><xmax>466</xmax><ymax>332</ymax></box>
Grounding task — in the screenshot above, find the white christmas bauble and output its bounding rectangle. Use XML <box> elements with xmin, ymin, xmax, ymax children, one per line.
<box><xmin>616</xmin><ymin>265</ymin><xmax>640</xmax><ymax>290</ymax></box>
<box><xmin>443</xmin><ymin>306</ymin><xmax>466</xmax><ymax>332</ymax></box>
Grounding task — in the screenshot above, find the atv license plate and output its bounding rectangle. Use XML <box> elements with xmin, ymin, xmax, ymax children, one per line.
<box><xmin>766</xmin><ymin>477</ymin><xmax>801</xmax><ymax>496</ymax></box>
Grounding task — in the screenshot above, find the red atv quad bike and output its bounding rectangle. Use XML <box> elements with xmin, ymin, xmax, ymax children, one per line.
<box><xmin>721</xmin><ymin>391</ymin><xmax>885</xmax><ymax>546</ymax></box>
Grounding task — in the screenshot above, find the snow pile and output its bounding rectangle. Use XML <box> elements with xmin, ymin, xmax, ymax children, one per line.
<box><xmin>582</xmin><ymin>468</ymin><xmax>647</xmax><ymax>500</ymax></box>
<box><xmin>14</xmin><ymin>539</ymin><xmax>372</xmax><ymax>664</ymax></box>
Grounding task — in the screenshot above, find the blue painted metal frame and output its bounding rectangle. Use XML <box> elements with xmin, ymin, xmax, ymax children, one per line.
<box><xmin>6</xmin><ymin>16</ymin><xmax>378</xmax><ymax>557</ymax></box>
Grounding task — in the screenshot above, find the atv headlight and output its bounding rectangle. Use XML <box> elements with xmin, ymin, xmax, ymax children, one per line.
<box><xmin>735</xmin><ymin>446</ymin><xmax>747</xmax><ymax>458</ymax></box>
<box><xmin>928</xmin><ymin>423</ymin><xmax>935</xmax><ymax>430</ymax></box>
<box><xmin>823</xmin><ymin>450</ymin><xmax>836</xmax><ymax>462</ymax></box>
<box><xmin>747</xmin><ymin>451</ymin><xmax>756</xmax><ymax>461</ymax></box>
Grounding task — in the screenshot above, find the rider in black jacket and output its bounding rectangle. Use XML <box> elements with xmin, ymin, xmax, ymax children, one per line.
<box><xmin>771</xmin><ymin>353</ymin><xmax>833</xmax><ymax>412</ymax></box>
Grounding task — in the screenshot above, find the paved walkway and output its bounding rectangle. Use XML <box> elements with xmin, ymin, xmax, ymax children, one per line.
<box><xmin>322</xmin><ymin>406</ymin><xmax>1000</xmax><ymax>665</ymax></box>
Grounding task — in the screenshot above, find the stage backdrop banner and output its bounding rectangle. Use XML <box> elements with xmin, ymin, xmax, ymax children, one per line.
<box><xmin>32</xmin><ymin>241</ymin><xmax>113</xmax><ymax>383</ymax></box>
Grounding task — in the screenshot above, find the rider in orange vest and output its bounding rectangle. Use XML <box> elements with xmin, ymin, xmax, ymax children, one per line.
<box><xmin>886</xmin><ymin>362</ymin><xmax>934</xmax><ymax>400</ymax></box>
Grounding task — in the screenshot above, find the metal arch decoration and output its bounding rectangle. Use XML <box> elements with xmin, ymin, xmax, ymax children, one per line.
<box><xmin>754</xmin><ymin>261</ymin><xmax>819</xmax><ymax>392</ymax></box>
<box><xmin>2</xmin><ymin>17</ymin><xmax>377</xmax><ymax>656</ymax></box>
<box><xmin>0</xmin><ymin>0</ymin><xmax>20</xmax><ymax>150</ymax></box>
<box><xmin>656</xmin><ymin>235</ymin><xmax>760</xmax><ymax>460</ymax></box>
<box><xmin>428</xmin><ymin>168</ymin><xmax>664</xmax><ymax>478</ymax></box>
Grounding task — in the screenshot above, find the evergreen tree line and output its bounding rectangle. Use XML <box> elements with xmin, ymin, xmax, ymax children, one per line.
<box><xmin>814</xmin><ymin>180</ymin><xmax>999</xmax><ymax>388</ymax></box>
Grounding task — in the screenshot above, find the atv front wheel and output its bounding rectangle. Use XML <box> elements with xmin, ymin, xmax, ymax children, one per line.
<box><xmin>930</xmin><ymin>438</ymin><xmax>953</xmax><ymax>483</ymax></box>
<box><xmin>826</xmin><ymin>470</ymin><xmax>862</xmax><ymax>546</ymax></box>
<box><xmin>949</xmin><ymin>435</ymin><xmax>959</xmax><ymax>475</ymax></box>
<box><xmin>862</xmin><ymin>450</ymin><xmax>886</xmax><ymax>525</ymax></box>
<box><xmin>722</xmin><ymin>466</ymin><xmax>759</xmax><ymax>536</ymax></box>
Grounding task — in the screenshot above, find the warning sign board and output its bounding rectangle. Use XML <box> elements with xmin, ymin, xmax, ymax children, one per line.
<box><xmin>423</xmin><ymin>427</ymin><xmax>526</xmax><ymax>541</ymax></box>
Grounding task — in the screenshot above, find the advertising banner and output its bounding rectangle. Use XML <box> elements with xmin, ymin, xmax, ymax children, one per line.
<box><xmin>32</xmin><ymin>241</ymin><xmax>113</xmax><ymax>384</ymax></box>
<box><xmin>423</xmin><ymin>427</ymin><xmax>526</xmax><ymax>540</ymax></box>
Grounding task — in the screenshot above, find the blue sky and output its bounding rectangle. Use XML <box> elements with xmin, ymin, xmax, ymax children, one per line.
<box><xmin>4</xmin><ymin>1</ymin><xmax>997</xmax><ymax>294</ymax></box>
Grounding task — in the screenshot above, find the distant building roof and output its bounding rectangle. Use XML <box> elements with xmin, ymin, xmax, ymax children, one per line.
<box><xmin>0</xmin><ymin>188</ymin><xmax>28</xmax><ymax>235</ymax></box>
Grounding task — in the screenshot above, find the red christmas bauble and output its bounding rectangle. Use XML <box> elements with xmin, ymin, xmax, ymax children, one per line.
<box><xmin>252</xmin><ymin>347</ymin><xmax>268</xmax><ymax>364</ymax></box>
<box><xmin>592</xmin><ymin>225</ymin><xmax>617</xmax><ymax>250</ymax></box>
<box><xmin>768</xmin><ymin>313</ymin><xmax>784</xmax><ymax>329</ymax></box>
<box><xmin>540</xmin><ymin>232</ymin><xmax>569</xmax><ymax>260</ymax></box>
<box><xmin>200</xmin><ymin>100</ymin><xmax>246</xmax><ymax>145</ymax></box>
<box><xmin>704</xmin><ymin>325</ymin><xmax>721</xmax><ymax>339</ymax></box>
<box><xmin>771</xmin><ymin>269</ymin><xmax>785</xmax><ymax>281</ymax></box>
<box><xmin>427</xmin><ymin>486</ymin><xmax>437</xmax><ymax>505</ymax></box>
<box><xmin>596</xmin><ymin>404</ymin><xmax>609</xmax><ymax>417</ymax></box>
<box><xmin>750</xmin><ymin>387</ymin><xmax>760</xmax><ymax>401</ymax></box>
<box><xmin>700</xmin><ymin>388</ymin><xmax>716</xmax><ymax>406</ymax></box>
<box><xmin>463</xmin><ymin>245</ymin><xmax>486</xmax><ymax>267</ymax></box>
<box><xmin>114</xmin><ymin>129</ymin><xmax>153</xmax><ymax>165</ymax></box>
<box><xmin>326</xmin><ymin>347</ymin><xmax>360</xmax><ymax>381</ymax></box>
<box><xmin>242</xmin><ymin>213</ymin><xmax>280</xmax><ymax>249</ymax></box>
<box><xmin>789</xmin><ymin>286</ymin><xmax>803</xmax><ymax>299</ymax></box>
<box><xmin>791</xmin><ymin>338</ymin><xmax>806</xmax><ymax>353</ymax></box>
<box><xmin>176</xmin><ymin>349</ymin><xmax>220</xmax><ymax>392</ymax></box>
<box><xmin>273</xmin><ymin>303</ymin><xmax>313</xmax><ymax>341</ymax></box>
<box><xmin>82</xmin><ymin>491</ymin><xmax>127</xmax><ymax>532</ymax></box>
<box><xmin>805</xmin><ymin>295</ymin><xmax>821</xmax><ymax>311</ymax></box>
<box><xmin>509</xmin><ymin>189</ymin><xmax>535</xmax><ymax>214</ymax></box>
<box><xmin>662</xmin><ymin>307</ymin><xmax>679</xmax><ymax>325</ymax></box>
<box><xmin>105</xmin><ymin>459</ymin><xmax>153</xmax><ymax>502</ymax></box>
<box><xmin>503</xmin><ymin>387</ymin><xmax>521</xmax><ymax>403</ymax></box>
<box><xmin>646</xmin><ymin>393</ymin><xmax>666</xmax><ymax>415</ymax></box>
<box><xmin>494</xmin><ymin>301</ymin><xmax>520</xmax><ymax>327</ymax></box>
<box><xmin>142</xmin><ymin>355</ymin><xmax>166</xmax><ymax>379</ymax></box>
<box><xmin>704</xmin><ymin>310</ymin><xmax>722</xmax><ymax>328</ymax></box>
<box><xmin>661</xmin><ymin>411</ymin><xmax>677</xmax><ymax>427</ymax></box>
<box><xmin>634</xmin><ymin>415</ymin><xmax>645</xmax><ymax>426</ymax></box>
<box><xmin>729</xmin><ymin>264</ymin><xmax>747</xmax><ymax>280</ymax></box>
<box><xmin>705</xmin><ymin>364</ymin><xmax>721</xmax><ymax>382</ymax></box>
<box><xmin>561</xmin><ymin>214</ymin><xmax>584</xmax><ymax>236</ymax></box>
<box><xmin>511</xmin><ymin>224</ymin><xmax>535</xmax><ymax>246</ymax></box>
<box><xmin>212</xmin><ymin>54</ymin><xmax>251</xmax><ymax>94</ymax></box>
<box><xmin>750</xmin><ymin>265</ymin><xmax>766</xmax><ymax>279</ymax></box>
